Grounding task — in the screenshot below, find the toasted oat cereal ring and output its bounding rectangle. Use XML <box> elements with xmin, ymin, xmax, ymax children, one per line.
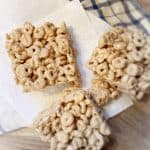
<box><xmin>114</xmin><ymin>42</ymin><xmax>127</xmax><ymax>50</ymax></box>
<box><xmin>46</xmin><ymin>36</ymin><xmax>55</xmax><ymax>43</ymax></box>
<box><xmin>64</xmin><ymin>64</ymin><xmax>76</xmax><ymax>76</ymax></box>
<box><xmin>44</xmin><ymin>68</ymin><xmax>58</xmax><ymax>82</ymax></box>
<box><xmin>127</xmin><ymin>42</ymin><xmax>137</xmax><ymax>51</ymax></box>
<box><xmin>106</xmin><ymin>70</ymin><xmax>115</xmax><ymax>81</ymax></box>
<box><xmin>96</xmin><ymin>62</ymin><xmax>108</xmax><ymax>75</ymax></box>
<box><xmin>141</xmin><ymin>70</ymin><xmax>150</xmax><ymax>81</ymax></box>
<box><xmin>114</xmin><ymin>26</ymin><xmax>125</xmax><ymax>34</ymax></box>
<box><xmin>45</xmin><ymin>41</ymin><xmax>58</xmax><ymax>54</ymax></box>
<box><xmin>57</xmin><ymin>69</ymin><xmax>68</xmax><ymax>83</ymax></box>
<box><xmin>61</xmin><ymin>112</ymin><xmax>74</xmax><ymax>127</ymax></box>
<box><xmin>36</xmin><ymin>66</ymin><xmax>47</xmax><ymax>77</ymax></box>
<box><xmin>43</xmin><ymin>57</ymin><xmax>55</xmax><ymax>66</ymax></box>
<box><xmin>34</xmin><ymin>77</ymin><xmax>46</xmax><ymax>90</ymax></box>
<box><xmin>112</xmin><ymin>57</ymin><xmax>126</xmax><ymax>69</ymax></box>
<box><xmin>16</xmin><ymin>64</ymin><xmax>32</xmax><ymax>78</ymax></box>
<box><xmin>133</xmin><ymin>34</ymin><xmax>145</xmax><ymax>47</ymax></box>
<box><xmin>92</xmin><ymin>88</ymin><xmax>109</xmax><ymax>106</ymax></box>
<box><xmin>23</xmin><ymin>80</ymin><xmax>34</xmax><ymax>92</ymax></box>
<box><xmin>120</xmin><ymin>33</ymin><xmax>129</xmax><ymax>43</ymax></box>
<box><xmin>15</xmin><ymin>51</ymin><xmax>28</xmax><ymax>60</ymax></box>
<box><xmin>126</xmin><ymin>64</ymin><xmax>140</xmax><ymax>76</ymax></box>
<box><xmin>87</xmin><ymin>59</ymin><xmax>98</xmax><ymax>71</ymax></box>
<box><xmin>72</xmin><ymin>137</ymin><xmax>83</xmax><ymax>149</ymax></box>
<box><xmin>9</xmin><ymin>29</ymin><xmax>22</xmax><ymax>42</ymax></box>
<box><xmin>96</xmin><ymin>49</ymin><xmax>109</xmax><ymax>63</ymax></box>
<box><xmin>56</xmin><ymin>131</ymin><xmax>69</xmax><ymax>144</ymax></box>
<box><xmin>79</xmin><ymin>102</ymin><xmax>87</xmax><ymax>114</ymax></box>
<box><xmin>111</xmin><ymin>67</ymin><xmax>123</xmax><ymax>78</ymax></box>
<box><xmin>39</xmin><ymin>48</ymin><xmax>49</xmax><ymax>58</ymax></box>
<box><xmin>34</xmin><ymin>26</ymin><xmax>45</xmax><ymax>39</ymax></box>
<box><xmin>22</xmin><ymin>22</ymin><xmax>34</xmax><ymax>34</ymax></box>
<box><xmin>127</xmin><ymin>50</ymin><xmax>143</xmax><ymax>62</ymax></box>
<box><xmin>121</xmin><ymin>75</ymin><xmax>137</xmax><ymax>89</ymax></box>
<box><xmin>77</xmin><ymin>120</ymin><xmax>86</xmax><ymax>131</ymax></box>
<box><xmin>51</xmin><ymin>117</ymin><xmax>61</xmax><ymax>132</ymax></box>
<box><xmin>10</xmin><ymin>42</ymin><xmax>23</xmax><ymax>52</ymax></box>
<box><xmin>143</xmin><ymin>49</ymin><xmax>150</xmax><ymax>60</ymax></box>
<box><xmin>98</xmin><ymin>37</ymin><xmax>106</xmax><ymax>48</ymax></box>
<box><xmin>56</xmin><ymin>55</ymin><xmax>67</xmax><ymax>67</ymax></box>
<box><xmin>34</xmin><ymin>40</ymin><xmax>44</xmax><ymax>48</ymax></box>
<box><xmin>90</xmin><ymin>115</ymin><xmax>103</xmax><ymax>129</ymax></box>
<box><xmin>67</xmin><ymin>53</ymin><xmax>75</xmax><ymax>63</ymax></box>
<box><xmin>71</xmin><ymin>104</ymin><xmax>81</xmax><ymax>116</ymax></box>
<box><xmin>43</xmin><ymin>22</ymin><xmax>56</xmax><ymax>37</ymax></box>
<box><xmin>13</xmin><ymin>58</ymin><xmax>24</xmax><ymax>65</ymax></box>
<box><xmin>107</xmin><ymin>51</ymin><xmax>120</xmax><ymax>63</ymax></box>
<box><xmin>27</xmin><ymin>45</ymin><xmax>41</xmax><ymax>57</ymax></box>
<box><xmin>71</xmin><ymin>130</ymin><xmax>83</xmax><ymax>138</ymax></box>
<box><xmin>57</xmin><ymin>38</ymin><xmax>70</xmax><ymax>55</ymax></box>
<box><xmin>20</xmin><ymin>33</ymin><xmax>32</xmax><ymax>47</ymax></box>
<box><xmin>25</xmin><ymin>58</ymin><xmax>34</xmax><ymax>67</ymax></box>
<box><xmin>56</xmin><ymin>23</ymin><xmax>67</xmax><ymax>35</ymax></box>
<box><xmin>62</xmin><ymin>123</ymin><xmax>75</xmax><ymax>134</ymax></box>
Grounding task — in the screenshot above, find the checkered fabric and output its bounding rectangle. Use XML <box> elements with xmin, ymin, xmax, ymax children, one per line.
<box><xmin>80</xmin><ymin>0</ymin><xmax>150</xmax><ymax>33</ymax></box>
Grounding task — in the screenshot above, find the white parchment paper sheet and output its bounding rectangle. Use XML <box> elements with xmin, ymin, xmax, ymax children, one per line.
<box><xmin>0</xmin><ymin>0</ymin><xmax>133</xmax><ymax>131</ymax></box>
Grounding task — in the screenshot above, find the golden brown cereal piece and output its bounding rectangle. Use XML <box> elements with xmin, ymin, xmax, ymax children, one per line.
<box><xmin>111</xmin><ymin>57</ymin><xmax>126</xmax><ymax>69</ymax></box>
<box><xmin>113</xmin><ymin>41</ymin><xmax>127</xmax><ymax>50</ymax></box>
<box><xmin>15</xmin><ymin>64</ymin><xmax>32</xmax><ymax>78</ymax></box>
<box><xmin>126</xmin><ymin>63</ymin><xmax>140</xmax><ymax>76</ymax></box>
<box><xmin>43</xmin><ymin>22</ymin><xmax>56</xmax><ymax>37</ymax></box>
<box><xmin>27</xmin><ymin>45</ymin><xmax>40</xmax><ymax>57</ymax></box>
<box><xmin>22</xmin><ymin>22</ymin><xmax>34</xmax><ymax>34</ymax></box>
<box><xmin>39</xmin><ymin>48</ymin><xmax>49</xmax><ymax>58</ymax></box>
<box><xmin>96</xmin><ymin>62</ymin><xmax>108</xmax><ymax>76</ymax></box>
<box><xmin>33</xmin><ymin>77</ymin><xmax>46</xmax><ymax>90</ymax></box>
<box><xmin>20</xmin><ymin>33</ymin><xmax>32</xmax><ymax>47</ymax></box>
<box><xmin>9</xmin><ymin>29</ymin><xmax>22</xmax><ymax>42</ymax></box>
<box><xmin>33</xmin><ymin>26</ymin><xmax>45</xmax><ymax>39</ymax></box>
<box><xmin>33</xmin><ymin>89</ymin><xmax>111</xmax><ymax>150</ymax></box>
<box><xmin>5</xmin><ymin>22</ymin><xmax>80</xmax><ymax>92</ymax></box>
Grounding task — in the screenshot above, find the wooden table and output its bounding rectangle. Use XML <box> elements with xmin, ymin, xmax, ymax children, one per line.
<box><xmin>0</xmin><ymin>96</ymin><xmax>150</xmax><ymax>150</ymax></box>
<box><xmin>0</xmin><ymin>0</ymin><xmax>150</xmax><ymax>150</ymax></box>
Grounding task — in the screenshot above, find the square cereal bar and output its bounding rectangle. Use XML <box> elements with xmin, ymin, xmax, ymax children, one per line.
<box><xmin>5</xmin><ymin>22</ymin><xmax>80</xmax><ymax>92</ymax></box>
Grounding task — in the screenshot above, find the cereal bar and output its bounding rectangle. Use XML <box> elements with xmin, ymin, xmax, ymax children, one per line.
<box><xmin>87</xmin><ymin>27</ymin><xmax>150</xmax><ymax>103</ymax></box>
<box><xmin>5</xmin><ymin>22</ymin><xmax>80</xmax><ymax>92</ymax></box>
<box><xmin>33</xmin><ymin>88</ymin><xmax>111</xmax><ymax>150</ymax></box>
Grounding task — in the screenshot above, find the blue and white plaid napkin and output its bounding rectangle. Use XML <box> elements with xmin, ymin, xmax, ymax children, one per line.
<box><xmin>80</xmin><ymin>0</ymin><xmax>150</xmax><ymax>33</ymax></box>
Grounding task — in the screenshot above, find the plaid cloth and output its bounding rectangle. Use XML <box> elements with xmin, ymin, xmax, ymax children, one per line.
<box><xmin>80</xmin><ymin>0</ymin><xmax>150</xmax><ymax>33</ymax></box>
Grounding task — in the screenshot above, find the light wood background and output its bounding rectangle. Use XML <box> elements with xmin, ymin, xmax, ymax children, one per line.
<box><xmin>0</xmin><ymin>0</ymin><xmax>150</xmax><ymax>150</ymax></box>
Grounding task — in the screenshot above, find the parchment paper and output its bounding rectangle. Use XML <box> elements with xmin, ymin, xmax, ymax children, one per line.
<box><xmin>0</xmin><ymin>0</ymin><xmax>68</xmax><ymax>35</ymax></box>
<box><xmin>0</xmin><ymin>0</ymin><xmax>133</xmax><ymax>130</ymax></box>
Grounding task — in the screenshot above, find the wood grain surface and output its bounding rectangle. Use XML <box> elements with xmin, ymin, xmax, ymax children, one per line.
<box><xmin>0</xmin><ymin>0</ymin><xmax>150</xmax><ymax>150</ymax></box>
<box><xmin>0</xmin><ymin>95</ymin><xmax>150</xmax><ymax>150</ymax></box>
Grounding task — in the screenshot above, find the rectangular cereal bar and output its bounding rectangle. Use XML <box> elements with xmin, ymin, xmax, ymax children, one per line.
<box><xmin>5</xmin><ymin>22</ymin><xmax>81</xmax><ymax>92</ymax></box>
